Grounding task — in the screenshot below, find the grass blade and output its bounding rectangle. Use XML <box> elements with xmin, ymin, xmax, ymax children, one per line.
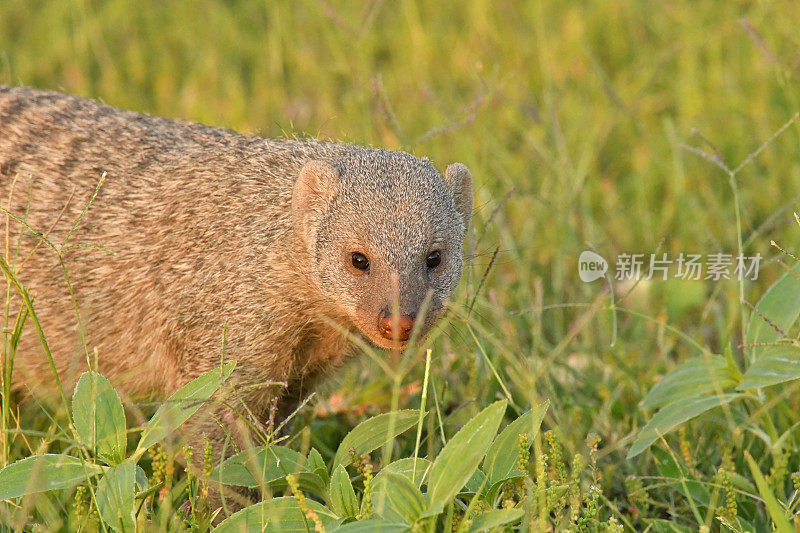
<box><xmin>744</xmin><ymin>451</ymin><xmax>792</xmax><ymax>533</ymax></box>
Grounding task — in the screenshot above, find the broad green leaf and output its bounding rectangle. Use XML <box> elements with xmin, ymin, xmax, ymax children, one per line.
<box><xmin>135</xmin><ymin>465</ymin><xmax>148</xmax><ymax>493</ymax></box>
<box><xmin>380</xmin><ymin>457</ymin><xmax>432</xmax><ymax>486</ymax></box>
<box><xmin>484</xmin><ymin>401</ymin><xmax>547</xmax><ymax>485</ymax></box>
<box><xmin>467</xmin><ymin>508</ymin><xmax>524</xmax><ymax>532</ymax></box>
<box><xmin>330</xmin><ymin>520</ymin><xmax>411</xmax><ymax>533</ymax></box>
<box><xmin>486</xmin><ymin>474</ymin><xmax>525</xmax><ymax>506</ymax></box>
<box><xmin>329</xmin><ymin>465</ymin><xmax>359</xmax><ymax>518</ymax></box>
<box><xmin>96</xmin><ymin>458</ymin><xmax>136</xmax><ymax>532</ymax></box>
<box><xmin>72</xmin><ymin>371</ymin><xmax>127</xmax><ymax>465</ymax></box>
<box><xmin>333</xmin><ymin>410</ymin><xmax>420</xmax><ymax>468</ymax></box>
<box><xmin>463</xmin><ymin>468</ymin><xmax>487</xmax><ymax>494</ymax></box>
<box><xmin>214</xmin><ymin>445</ymin><xmax>308</xmax><ymax>487</ymax></box>
<box><xmin>628</xmin><ymin>394</ymin><xmax>747</xmax><ymax>458</ymax></box>
<box><xmin>214</xmin><ymin>496</ymin><xmax>340</xmax><ymax>532</ymax></box>
<box><xmin>738</xmin><ymin>345</ymin><xmax>800</xmax><ymax>390</ymax></box>
<box><xmin>642</xmin><ymin>356</ymin><xmax>739</xmax><ymax>409</ymax></box>
<box><xmin>0</xmin><ymin>454</ymin><xmax>101</xmax><ymax>499</ymax></box>
<box><xmin>285</xmin><ymin>472</ymin><xmax>329</xmax><ymax>501</ymax></box>
<box><xmin>372</xmin><ymin>471</ymin><xmax>425</xmax><ymax>524</ymax></box>
<box><xmin>426</xmin><ymin>400</ymin><xmax>507</xmax><ymax>514</ymax></box>
<box><xmin>744</xmin><ymin>452</ymin><xmax>793</xmax><ymax>533</ymax></box>
<box><xmin>307</xmin><ymin>447</ymin><xmax>329</xmax><ymax>485</ymax></box>
<box><xmin>290</xmin><ymin>460</ymin><xmax>326</xmax><ymax>496</ymax></box>
<box><xmin>213</xmin><ymin>445</ymin><xmax>327</xmax><ymax>498</ymax></box>
<box><xmin>137</xmin><ymin>363</ymin><xmax>234</xmax><ymax>452</ymax></box>
<box><xmin>745</xmin><ymin>262</ymin><xmax>800</xmax><ymax>359</ymax></box>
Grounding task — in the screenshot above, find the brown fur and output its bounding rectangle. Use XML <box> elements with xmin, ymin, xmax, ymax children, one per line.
<box><xmin>0</xmin><ymin>86</ymin><xmax>472</xmax><ymax>506</ymax></box>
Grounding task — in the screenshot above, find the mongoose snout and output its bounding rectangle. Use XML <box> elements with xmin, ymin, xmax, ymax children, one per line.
<box><xmin>0</xmin><ymin>86</ymin><xmax>473</xmax><ymax>486</ymax></box>
<box><xmin>377</xmin><ymin>310</ymin><xmax>415</xmax><ymax>342</ymax></box>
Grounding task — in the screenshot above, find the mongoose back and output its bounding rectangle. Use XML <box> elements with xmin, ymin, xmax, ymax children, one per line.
<box><xmin>0</xmin><ymin>86</ymin><xmax>472</xmax><ymax>467</ymax></box>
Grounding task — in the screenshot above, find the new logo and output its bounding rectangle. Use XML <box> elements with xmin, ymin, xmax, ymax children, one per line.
<box><xmin>579</xmin><ymin>250</ymin><xmax>608</xmax><ymax>282</ymax></box>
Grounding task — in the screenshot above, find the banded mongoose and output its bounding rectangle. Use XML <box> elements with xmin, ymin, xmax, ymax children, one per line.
<box><xmin>0</xmin><ymin>86</ymin><xmax>472</xmax><ymax>475</ymax></box>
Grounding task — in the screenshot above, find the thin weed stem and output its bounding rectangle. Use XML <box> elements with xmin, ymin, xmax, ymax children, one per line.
<box><xmin>412</xmin><ymin>348</ymin><xmax>431</xmax><ymax>486</ymax></box>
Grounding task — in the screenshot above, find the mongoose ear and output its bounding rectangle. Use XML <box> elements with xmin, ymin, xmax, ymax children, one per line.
<box><xmin>292</xmin><ymin>160</ymin><xmax>340</xmax><ymax>250</ymax></box>
<box><xmin>444</xmin><ymin>163</ymin><xmax>473</xmax><ymax>231</ymax></box>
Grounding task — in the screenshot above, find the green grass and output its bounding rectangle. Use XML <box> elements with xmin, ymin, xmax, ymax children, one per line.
<box><xmin>3</xmin><ymin>0</ymin><xmax>800</xmax><ymax>531</ymax></box>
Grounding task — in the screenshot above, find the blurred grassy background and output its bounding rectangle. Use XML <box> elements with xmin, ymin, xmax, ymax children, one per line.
<box><xmin>3</xmin><ymin>0</ymin><xmax>800</xmax><ymax>527</ymax></box>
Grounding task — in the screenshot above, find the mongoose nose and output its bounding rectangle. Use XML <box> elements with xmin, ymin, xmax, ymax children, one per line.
<box><xmin>378</xmin><ymin>311</ymin><xmax>414</xmax><ymax>342</ymax></box>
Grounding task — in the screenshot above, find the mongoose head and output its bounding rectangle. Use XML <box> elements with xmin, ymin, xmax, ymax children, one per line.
<box><xmin>292</xmin><ymin>149</ymin><xmax>472</xmax><ymax>349</ymax></box>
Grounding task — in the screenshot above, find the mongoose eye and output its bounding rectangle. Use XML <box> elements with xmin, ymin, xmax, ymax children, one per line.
<box><xmin>426</xmin><ymin>250</ymin><xmax>441</xmax><ymax>269</ymax></box>
<box><xmin>351</xmin><ymin>252</ymin><xmax>370</xmax><ymax>271</ymax></box>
